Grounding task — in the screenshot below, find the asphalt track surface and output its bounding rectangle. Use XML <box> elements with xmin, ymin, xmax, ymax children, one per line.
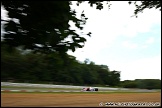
<box><xmin>1</xmin><ymin>89</ymin><xmax>157</xmax><ymax>93</ymax></box>
<box><xmin>1</xmin><ymin>89</ymin><xmax>101</xmax><ymax>92</ymax></box>
<box><xmin>1</xmin><ymin>82</ymin><xmax>158</xmax><ymax>93</ymax></box>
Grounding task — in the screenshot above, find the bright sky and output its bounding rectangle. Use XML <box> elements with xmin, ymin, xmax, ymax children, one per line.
<box><xmin>68</xmin><ymin>1</ymin><xmax>161</xmax><ymax>81</ymax></box>
<box><xmin>1</xmin><ymin>1</ymin><xmax>161</xmax><ymax>81</ymax></box>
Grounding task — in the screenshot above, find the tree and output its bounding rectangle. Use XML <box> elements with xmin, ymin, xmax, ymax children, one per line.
<box><xmin>2</xmin><ymin>44</ymin><xmax>121</xmax><ymax>85</ymax></box>
<box><xmin>128</xmin><ymin>1</ymin><xmax>161</xmax><ymax>17</ymax></box>
<box><xmin>121</xmin><ymin>80</ymin><xmax>138</xmax><ymax>88</ymax></box>
<box><xmin>84</xmin><ymin>58</ymin><xmax>90</xmax><ymax>64</ymax></box>
<box><xmin>1</xmin><ymin>1</ymin><xmax>161</xmax><ymax>54</ymax></box>
<box><xmin>108</xmin><ymin>70</ymin><xmax>120</xmax><ymax>86</ymax></box>
<box><xmin>135</xmin><ymin>79</ymin><xmax>161</xmax><ymax>89</ymax></box>
<box><xmin>1</xmin><ymin>1</ymin><xmax>90</xmax><ymax>54</ymax></box>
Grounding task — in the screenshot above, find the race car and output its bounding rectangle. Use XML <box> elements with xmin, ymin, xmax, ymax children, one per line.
<box><xmin>81</xmin><ymin>87</ymin><xmax>98</xmax><ymax>91</ymax></box>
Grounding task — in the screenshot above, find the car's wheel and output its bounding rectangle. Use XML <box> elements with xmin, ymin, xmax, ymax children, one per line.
<box><xmin>95</xmin><ymin>88</ymin><xmax>98</xmax><ymax>91</ymax></box>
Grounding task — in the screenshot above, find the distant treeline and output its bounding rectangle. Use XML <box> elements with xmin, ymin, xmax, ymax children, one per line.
<box><xmin>1</xmin><ymin>45</ymin><xmax>120</xmax><ymax>86</ymax></box>
<box><xmin>120</xmin><ymin>79</ymin><xmax>161</xmax><ymax>89</ymax></box>
<box><xmin>1</xmin><ymin>45</ymin><xmax>161</xmax><ymax>89</ymax></box>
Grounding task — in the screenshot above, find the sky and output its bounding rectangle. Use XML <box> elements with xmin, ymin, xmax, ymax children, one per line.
<box><xmin>1</xmin><ymin>1</ymin><xmax>161</xmax><ymax>81</ymax></box>
<box><xmin>68</xmin><ymin>1</ymin><xmax>161</xmax><ymax>81</ymax></box>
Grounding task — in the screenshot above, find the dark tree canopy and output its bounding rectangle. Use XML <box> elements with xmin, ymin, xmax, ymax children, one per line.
<box><xmin>128</xmin><ymin>1</ymin><xmax>161</xmax><ymax>16</ymax></box>
<box><xmin>1</xmin><ymin>1</ymin><xmax>161</xmax><ymax>54</ymax></box>
<box><xmin>1</xmin><ymin>1</ymin><xmax>90</xmax><ymax>54</ymax></box>
<box><xmin>1</xmin><ymin>44</ymin><xmax>121</xmax><ymax>86</ymax></box>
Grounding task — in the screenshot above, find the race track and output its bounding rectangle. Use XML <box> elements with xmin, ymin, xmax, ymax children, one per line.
<box><xmin>1</xmin><ymin>82</ymin><xmax>161</xmax><ymax>107</ymax></box>
<box><xmin>1</xmin><ymin>82</ymin><xmax>158</xmax><ymax>93</ymax></box>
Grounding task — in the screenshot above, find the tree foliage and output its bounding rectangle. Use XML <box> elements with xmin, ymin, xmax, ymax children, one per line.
<box><xmin>1</xmin><ymin>45</ymin><xmax>121</xmax><ymax>86</ymax></box>
<box><xmin>1</xmin><ymin>1</ymin><xmax>90</xmax><ymax>54</ymax></box>
<box><xmin>1</xmin><ymin>1</ymin><xmax>161</xmax><ymax>54</ymax></box>
<box><xmin>128</xmin><ymin>1</ymin><xmax>161</xmax><ymax>16</ymax></box>
<box><xmin>120</xmin><ymin>79</ymin><xmax>161</xmax><ymax>89</ymax></box>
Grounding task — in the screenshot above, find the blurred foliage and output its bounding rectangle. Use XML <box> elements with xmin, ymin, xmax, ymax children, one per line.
<box><xmin>1</xmin><ymin>45</ymin><xmax>121</xmax><ymax>86</ymax></box>
<box><xmin>1</xmin><ymin>1</ymin><xmax>90</xmax><ymax>54</ymax></box>
<box><xmin>1</xmin><ymin>1</ymin><xmax>161</xmax><ymax>54</ymax></box>
<box><xmin>128</xmin><ymin>1</ymin><xmax>161</xmax><ymax>17</ymax></box>
<box><xmin>120</xmin><ymin>79</ymin><xmax>161</xmax><ymax>89</ymax></box>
